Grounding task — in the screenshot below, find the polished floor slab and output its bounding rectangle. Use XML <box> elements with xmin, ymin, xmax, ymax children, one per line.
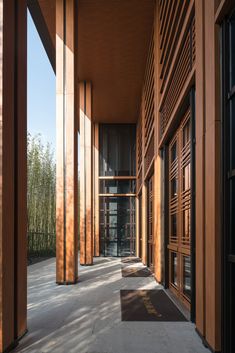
<box><xmin>14</xmin><ymin>257</ymin><xmax>209</xmax><ymax>353</ymax></box>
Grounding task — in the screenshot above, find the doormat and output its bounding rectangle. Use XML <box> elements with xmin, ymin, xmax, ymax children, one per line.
<box><xmin>120</xmin><ymin>290</ymin><xmax>188</xmax><ymax>321</ymax></box>
<box><xmin>121</xmin><ymin>257</ymin><xmax>141</xmax><ymax>264</ymax></box>
<box><xmin>121</xmin><ymin>266</ymin><xmax>152</xmax><ymax>277</ymax></box>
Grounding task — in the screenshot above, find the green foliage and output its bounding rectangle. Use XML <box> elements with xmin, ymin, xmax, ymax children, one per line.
<box><xmin>27</xmin><ymin>133</ymin><xmax>56</xmax><ymax>258</ymax></box>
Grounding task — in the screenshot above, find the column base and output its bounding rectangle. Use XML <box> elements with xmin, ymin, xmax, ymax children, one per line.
<box><xmin>56</xmin><ymin>278</ymin><xmax>79</xmax><ymax>285</ymax></box>
<box><xmin>3</xmin><ymin>329</ymin><xmax>28</xmax><ymax>353</ymax></box>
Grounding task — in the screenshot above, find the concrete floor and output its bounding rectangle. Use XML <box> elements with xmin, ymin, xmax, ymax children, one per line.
<box><xmin>14</xmin><ymin>257</ymin><xmax>209</xmax><ymax>353</ymax></box>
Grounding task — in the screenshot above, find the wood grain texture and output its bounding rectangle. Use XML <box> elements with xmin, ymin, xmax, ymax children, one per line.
<box><xmin>56</xmin><ymin>0</ymin><xmax>78</xmax><ymax>284</ymax></box>
<box><xmin>93</xmin><ymin>123</ymin><xmax>99</xmax><ymax>257</ymax></box>
<box><xmin>195</xmin><ymin>0</ymin><xmax>205</xmax><ymax>339</ymax></box>
<box><xmin>80</xmin><ymin>82</ymin><xmax>93</xmax><ymax>265</ymax></box>
<box><xmin>204</xmin><ymin>0</ymin><xmax>221</xmax><ymax>349</ymax></box>
<box><xmin>0</xmin><ymin>1</ymin><xmax>27</xmax><ymax>351</ymax></box>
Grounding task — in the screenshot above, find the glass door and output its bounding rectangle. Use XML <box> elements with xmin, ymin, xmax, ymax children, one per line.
<box><xmin>99</xmin><ymin>196</ymin><xmax>135</xmax><ymax>257</ymax></box>
<box><xmin>99</xmin><ymin>124</ymin><xmax>136</xmax><ymax>257</ymax></box>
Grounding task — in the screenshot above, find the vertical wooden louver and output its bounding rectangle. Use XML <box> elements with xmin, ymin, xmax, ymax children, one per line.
<box><xmin>144</xmin><ymin>29</ymin><xmax>155</xmax><ymax>176</ymax></box>
<box><xmin>137</xmin><ymin>111</ymin><xmax>143</xmax><ymax>193</ymax></box>
<box><xmin>157</xmin><ymin>0</ymin><xmax>195</xmax><ymax>141</ymax></box>
<box><xmin>160</xmin><ymin>18</ymin><xmax>195</xmax><ymax>137</ymax></box>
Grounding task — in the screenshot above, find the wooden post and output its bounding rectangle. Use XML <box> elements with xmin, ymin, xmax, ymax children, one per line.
<box><xmin>80</xmin><ymin>82</ymin><xmax>93</xmax><ymax>265</ymax></box>
<box><xmin>93</xmin><ymin>123</ymin><xmax>99</xmax><ymax>257</ymax></box>
<box><xmin>0</xmin><ymin>1</ymin><xmax>27</xmax><ymax>351</ymax></box>
<box><xmin>56</xmin><ymin>0</ymin><xmax>78</xmax><ymax>284</ymax></box>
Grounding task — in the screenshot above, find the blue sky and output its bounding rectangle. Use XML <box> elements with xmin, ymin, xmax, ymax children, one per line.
<box><xmin>27</xmin><ymin>11</ymin><xmax>56</xmax><ymax>150</ymax></box>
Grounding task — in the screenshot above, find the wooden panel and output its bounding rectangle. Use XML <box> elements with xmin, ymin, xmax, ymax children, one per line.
<box><xmin>204</xmin><ymin>0</ymin><xmax>221</xmax><ymax>350</ymax></box>
<box><xmin>141</xmin><ymin>184</ymin><xmax>147</xmax><ymax>265</ymax></box>
<box><xmin>56</xmin><ymin>0</ymin><xmax>78</xmax><ymax>284</ymax></box>
<box><xmin>147</xmin><ymin>175</ymin><xmax>154</xmax><ymax>270</ymax></box>
<box><xmin>153</xmin><ymin>2</ymin><xmax>163</xmax><ymax>283</ymax></box>
<box><xmin>78</xmin><ymin>0</ymin><xmax>155</xmax><ymax>123</ymax></box>
<box><xmin>80</xmin><ymin>82</ymin><xmax>93</xmax><ymax>265</ymax></box>
<box><xmin>0</xmin><ymin>1</ymin><xmax>27</xmax><ymax>351</ymax></box>
<box><xmin>195</xmin><ymin>0</ymin><xmax>205</xmax><ymax>338</ymax></box>
<box><xmin>93</xmin><ymin>123</ymin><xmax>99</xmax><ymax>257</ymax></box>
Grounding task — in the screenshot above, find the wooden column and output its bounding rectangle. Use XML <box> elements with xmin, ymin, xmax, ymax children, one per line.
<box><xmin>80</xmin><ymin>82</ymin><xmax>93</xmax><ymax>265</ymax></box>
<box><xmin>56</xmin><ymin>0</ymin><xmax>78</xmax><ymax>284</ymax></box>
<box><xmin>141</xmin><ymin>184</ymin><xmax>147</xmax><ymax>266</ymax></box>
<box><xmin>0</xmin><ymin>1</ymin><xmax>27</xmax><ymax>352</ymax></box>
<box><xmin>93</xmin><ymin>123</ymin><xmax>99</xmax><ymax>257</ymax></box>
<box><xmin>153</xmin><ymin>0</ymin><xmax>162</xmax><ymax>283</ymax></box>
<box><xmin>135</xmin><ymin>197</ymin><xmax>140</xmax><ymax>257</ymax></box>
<box><xmin>195</xmin><ymin>0</ymin><xmax>221</xmax><ymax>350</ymax></box>
<box><xmin>204</xmin><ymin>0</ymin><xmax>221</xmax><ymax>350</ymax></box>
<box><xmin>195</xmin><ymin>0</ymin><xmax>206</xmax><ymax>339</ymax></box>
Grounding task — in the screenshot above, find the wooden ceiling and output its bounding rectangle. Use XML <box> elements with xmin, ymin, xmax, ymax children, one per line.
<box><xmin>31</xmin><ymin>0</ymin><xmax>155</xmax><ymax>123</ymax></box>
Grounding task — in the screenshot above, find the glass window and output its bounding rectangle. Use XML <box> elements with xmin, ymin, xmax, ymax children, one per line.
<box><xmin>171</xmin><ymin>214</ymin><xmax>177</xmax><ymax>239</ymax></box>
<box><xmin>99</xmin><ymin>179</ymin><xmax>136</xmax><ymax>194</ymax></box>
<box><xmin>171</xmin><ymin>177</ymin><xmax>178</xmax><ymax>198</ymax></box>
<box><xmin>171</xmin><ymin>252</ymin><xmax>178</xmax><ymax>287</ymax></box>
<box><xmin>171</xmin><ymin>141</ymin><xmax>177</xmax><ymax>163</ymax></box>
<box><xmin>183</xmin><ymin>256</ymin><xmax>191</xmax><ymax>299</ymax></box>
<box><xmin>183</xmin><ymin>163</ymin><xmax>191</xmax><ymax>190</ymax></box>
<box><xmin>229</xmin><ymin>15</ymin><xmax>235</xmax><ymax>88</ymax></box>
<box><xmin>183</xmin><ymin>209</ymin><xmax>191</xmax><ymax>243</ymax></box>
<box><xmin>99</xmin><ymin>124</ymin><xmax>136</xmax><ymax>176</ymax></box>
<box><xmin>230</xmin><ymin>178</ymin><xmax>235</xmax><ymax>253</ymax></box>
<box><xmin>231</xmin><ymin>98</ymin><xmax>235</xmax><ymax>169</ymax></box>
<box><xmin>183</xmin><ymin>120</ymin><xmax>190</xmax><ymax>146</ymax></box>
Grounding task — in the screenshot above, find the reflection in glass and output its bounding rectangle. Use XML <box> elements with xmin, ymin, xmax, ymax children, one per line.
<box><xmin>171</xmin><ymin>214</ymin><xmax>177</xmax><ymax>238</ymax></box>
<box><xmin>171</xmin><ymin>177</ymin><xmax>178</xmax><ymax>198</ymax></box>
<box><xmin>171</xmin><ymin>252</ymin><xmax>178</xmax><ymax>287</ymax></box>
<box><xmin>100</xmin><ymin>197</ymin><xmax>135</xmax><ymax>256</ymax></box>
<box><xmin>183</xmin><ymin>163</ymin><xmax>191</xmax><ymax>190</ymax></box>
<box><xmin>99</xmin><ymin>124</ymin><xmax>136</xmax><ymax>176</ymax></box>
<box><xmin>183</xmin><ymin>256</ymin><xmax>191</xmax><ymax>299</ymax></box>
<box><xmin>183</xmin><ymin>209</ymin><xmax>191</xmax><ymax>242</ymax></box>
<box><xmin>99</xmin><ymin>179</ymin><xmax>136</xmax><ymax>194</ymax></box>
<box><xmin>183</xmin><ymin>120</ymin><xmax>190</xmax><ymax>146</ymax></box>
<box><xmin>171</xmin><ymin>141</ymin><xmax>177</xmax><ymax>163</ymax></box>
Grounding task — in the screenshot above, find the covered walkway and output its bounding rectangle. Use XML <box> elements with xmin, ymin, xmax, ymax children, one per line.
<box><xmin>14</xmin><ymin>258</ymin><xmax>208</xmax><ymax>353</ymax></box>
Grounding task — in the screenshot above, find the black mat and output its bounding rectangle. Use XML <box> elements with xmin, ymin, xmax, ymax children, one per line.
<box><xmin>120</xmin><ymin>290</ymin><xmax>188</xmax><ymax>321</ymax></box>
<box><xmin>122</xmin><ymin>266</ymin><xmax>152</xmax><ymax>277</ymax></box>
<box><xmin>121</xmin><ymin>257</ymin><xmax>142</xmax><ymax>264</ymax></box>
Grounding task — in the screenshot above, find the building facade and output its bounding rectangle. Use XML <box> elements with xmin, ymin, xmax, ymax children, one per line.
<box><xmin>0</xmin><ymin>1</ymin><xmax>234</xmax><ymax>353</ymax></box>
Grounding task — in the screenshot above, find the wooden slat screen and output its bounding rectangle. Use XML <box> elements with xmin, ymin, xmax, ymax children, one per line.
<box><xmin>169</xmin><ymin>133</ymin><xmax>179</xmax><ymax>245</ymax></box>
<box><xmin>145</xmin><ymin>132</ymin><xmax>154</xmax><ymax>175</ymax></box>
<box><xmin>137</xmin><ymin>111</ymin><xmax>142</xmax><ymax>172</ymax></box>
<box><xmin>168</xmin><ymin>107</ymin><xmax>191</xmax><ymax>306</ymax></box>
<box><xmin>137</xmin><ymin>109</ymin><xmax>143</xmax><ymax>193</ymax></box>
<box><xmin>159</xmin><ymin>1</ymin><xmax>190</xmax><ymax>94</ymax></box>
<box><xmin>144</xmin><ymin>30</ymin><xmax>154</xmax><ymax>150</ymax></box>
<box><xmin>137</xmin><ymin>24</ymin><xmax>155</xmax><ymax>185</ymax></box>
<box><xmin>160</xmin><ymin>17</ymin><xmax>195</xmax><ymax>137</ymax></box>
<box><xmin>137</xmin><ymin>167</ymin><xmax>142</xmax><ymax>194</ymax></box>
